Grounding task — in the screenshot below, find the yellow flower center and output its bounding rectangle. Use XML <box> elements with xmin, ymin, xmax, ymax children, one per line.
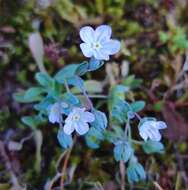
<box><xmin>72</xmin><ymin>113</ymin><xmax>80</xmax><ymax>121</ymax></box>
<box><xmin>91</xmin><ymin>42</ymin><xmax>101</xmax><ymax>50</ymax></box>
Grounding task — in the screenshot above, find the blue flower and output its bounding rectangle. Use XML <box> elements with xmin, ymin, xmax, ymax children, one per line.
<box><xmin>48</xmin><ymin>102</ymin><xmax>68</xmax><ymax>124</ymax></box>
<box><xmin>139</xmin><ymin>120</ymin><xmax>167</xmax><ymax>141</ymax></box>
<box><xmin>80</xmin><ymin>25</ymin><xmax>121</xmax><ymax>60</ymax></box>
<box><xmin>63</xmin><ymin>107</ymin><xmax>95</xmax><ymax>135</ymax></box>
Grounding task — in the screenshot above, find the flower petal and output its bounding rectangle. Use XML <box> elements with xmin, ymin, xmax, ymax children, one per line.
<box><xmin>75</xmin><ymin>121</ymin><xmax>89</xmax><ymax>135</ymax></box>
<box><xmin>139</xmin><ymin>128</ymin><xmax>149</xmax><ymax>141</ymax></box>
<box><xmin>82</xmin><ymin>111</ymin><xmax>95</xmax><ymax>122</ymax></box>
<box><xmin>156</xmin><ymin>121</ymin><xmax>167</xmax><ymax>129</ymax></box>
<box><xmin>48</xmin><ymin>104</ymin><xmax>62</xmax><ymax>124</ymax></box>
<box><xmin>148</xmin><ymin>129</ymin><xmax>161</xmax><ymax>141</ymax></box>
<box><xmin>93</xmin><ymin>50</ymin><xmax>109</xmax><ymax>60</ymax></box>
<box><xmin>80</xmin><ymin>43</ymin><xmax>93</xmax><ymax>58</ymax></box>
<box><xmin>74</xmin><ymin>107</ymin><xmax>86</xmax><ymax>113</ymax></box>
<box><xmin>102</xmin><ymin>39</ymin><xmax>121</xmax><ymax>55</ymax></box>
<box><xmin>49</xmin><ymin>111</ymin><xmax>59</xmax><ymax>123</ymax></box>
<box><xmin>80</xmin><ymin>26</ymin><xmax>95</xmax><ymax>43</ymax></box>
<box><xmin>64</xmin><ymin>122</ymin><xmax>75</xmax><ymax>135</ymax></box>
<box><xmin>95</xmin><ymin>25</ymin><xmax>112</xmax><ymax>42</ymax></box>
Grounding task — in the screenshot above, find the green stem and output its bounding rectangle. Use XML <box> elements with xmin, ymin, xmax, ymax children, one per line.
<box><xmin>131</xmin><ymin>139</ymin><xmax>144</xmax><ymax>145</ymax></box>
<box><xmin>81</xmin><ymin>87</ymin><xmax>94</xmax><ymax>110</ymax></box>
<box><xmin>64</xmin><ymin>79</ymin><xmax>71</xmax><ymax>93</ymax></box>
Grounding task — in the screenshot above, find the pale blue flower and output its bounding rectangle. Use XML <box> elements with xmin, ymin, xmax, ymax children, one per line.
<box><xmin>48</xmin><ymin>102</ymin><xmax>68</xmax><ymax>124</ymax></box>
<box><xmin>63</xmin><ymin>107</ymin><xmax>95</xmax><ymax>135</ymax></box>
<box><xmin>139</xmin><ymin>120</ymin><xmax>167</xmax><ymax>141</ymax></box>
<box><xmin>80</xmin><ymin>25</ymin><xmax>121</xmax><ymax>60</ymax></box>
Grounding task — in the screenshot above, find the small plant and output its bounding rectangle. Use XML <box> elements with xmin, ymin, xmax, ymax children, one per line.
<box><xmin>159</xmin><ymin>26</ymin><xmax>188</xmax><ymax>54</ymax></box>
<box><xmin>14</xmin><ymin>25</ymin><xmax>167</xmax><ymax>186</ymax></box>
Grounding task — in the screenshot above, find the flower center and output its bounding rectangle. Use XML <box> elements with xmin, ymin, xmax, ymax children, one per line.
<box><xmin>91</xmin><ymin>42</ymin><xmax>101</xmax><ymax>50</ymax></box>
<box><xmin>72</xmin><ymin>113</ymin><xmax>80</xmax><ymax>121</ymax></box>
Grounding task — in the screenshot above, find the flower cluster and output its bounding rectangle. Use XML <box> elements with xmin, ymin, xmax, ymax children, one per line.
<box><xmin>15</xmin><ymin>24</ymin><xmax>168</xmax><ymax>185</ymax></box>
<box><xmin>44</xmin><ymin>25</ymin><xmax>168</xmax><ymax>184</ymax></box>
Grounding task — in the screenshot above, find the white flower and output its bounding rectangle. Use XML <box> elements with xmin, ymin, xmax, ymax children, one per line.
<box><xmin>48</xmin><ymin>102</ymin><xmax>68</xmax><ymax>124</ymax></box>
<box><xmin>63</xmin><ymin>107</ymin><xmax>95</xmax><ymax>135</ymax></box>
<box><xmin>139</xmin><ymin>120</ymin><xmax>167</xmax><ymax>141</ymax></box>
<box><xmin>79</xmin><ymin>25</ymin><xmax>121</xmax><ymax>60</ymax></box>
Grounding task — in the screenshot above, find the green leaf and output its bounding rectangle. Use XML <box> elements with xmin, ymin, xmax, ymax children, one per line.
<box><xmin>13</xmin><ymin>92</ymin><xmax>30</xmax><ymax>103</ymax></box>
<box><xmin>91</xmin><ymin>109</ymin><xmax>107</xmax><ymax>130</ymax></box>
<box><xmin>127</xmin><ymin>156</ymin><xmax>146</xmax><ymax>183</ymax></box>
<box><xmin>104</xmin><ymin>126</ymin><xmax>124</xmax><ymax>144</ymax></box>
<box><xmin>76</xmin><ymin>58</ymin><xmax>104</xmax><ymax>76</ymax></box>
<box><xmin>88</xmin><ymin>57</ymin><xmax>104</xmax><ymax>71</ymax></box>
<box><xmin>172</xmin><ymin>28</ymin><xmax>188</xmax><ymax>50</ymax></box>
<box><xmin>130</xmin><ymin>101</ymin><xmax>145</xmax><ymax>112</ymax></box>
<box><xmin>57</xmin><ymin>128</ymin><xmax>73</xmax><ymax>149</ymax></box>
<box><xmin>54</xmin><ymin>64</ymin><xmax>79</xmax><ymax>83</ymax></box>
<box><xmin>110</xmin><ymin>85</ymin><xmax>129</xmax><ymax>100</ymax></box>
<box><xmin>28</xmin><ymin>32</ymin><xmax>44</xmax><ymax>66</ymax></box>
<box><xmin>153</xmin><ymin>101</ymin><xmax>164</xmax><ymax>112</ymax></box>
<box><xmin>35</xmin><ymin>72</ymin><xmax>53</xmax><ymax>87</ymax></box>
<box><xmin>108</xmin><ymin>84</ymin><xmax>129</xmax><ymax>112</ymax></box>
<box><xmin>34</xmin><ymin>96</ymin><xmax>54</xmax><ymax>112</ymax></box>
<box><xmin>75</xmin><ymin>61</ymin><xmax>89</xmax><ymax>76</ymax></box>
<box><xmin>159</xmin><ymin>31</ymin><xmax>169</xmax><ymax>43</ymax></box>
<box><xmin>111</xmin><ymin>99</ymin><xmax>130</xmax><ymax>124</ymax></box>
<box><xmin>62</xmin><ymin>92</ymin><xmax>80</xmax><ymax>106</ymax></box>
<box><xmin>13</xmin><ymin>91</ymin><xmax>43</xmax><ymax>103</ymax></box>
<box><xmin>142</xmin><ymin>140</ymin><xmax>164</xmax><ymax>154</ymax></box>
<box><xmin>24</xmin><ymin>87</ymin><xmax>45</xmax><ymax>100</ymax></box>
<box><xmin>21</xmin><ymin>115</ymin><xmax>46</xmax><ymax>128</ymax></box>
<box><xmin>85</xmin><ymin>127</ymin><xmax>104</xmax><ymax>149</ymax></box>
<box><xmin>61</xmin><ymin>92</ymin><xmax>80</xmax><ymax>115</ymax></box>
<box><xmin>66</xmin><ymin>76</ymin><xmax>84</xmax><ymax>90</ymax></box>
<box><xmin>122</xmin><ymin>75</ymin><xmax>142</xmax><ymax>89</ymax></box>
<box><xmin>127</xmin><ymin>162</ymin><xmax>146</xmax><ymax>183</ymax></box>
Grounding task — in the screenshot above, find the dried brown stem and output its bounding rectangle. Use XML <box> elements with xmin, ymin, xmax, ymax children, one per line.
<box><xmin>60</xmin><ymin>136</ymin><xmax>76</xmax><ymax>190</ymax></box>
<box><xmin>119</xmin><ymin>161</ymin><xmax>125</xmax><ymax>190</ymax></box>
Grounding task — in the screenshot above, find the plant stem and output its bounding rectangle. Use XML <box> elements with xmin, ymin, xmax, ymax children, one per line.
<box><xmin>64</xmin><ymin>79</ymin><xmax>71</xmax><ymax>93</ymax></box>
<box><xmin>81</xmin><ymin>87</ymin><xmax>94</xmax><ymax>110</ymax></box>
<box><xmin>119</xmin><ymin>161</ymin><xmax>125</xmax><ymax>190</ymax></box>
<box><xmin>131</xmin><ymin>139</ymin><xmax>144</xmax><ymax>145</ymax></box>
<box><xmin>135</xmin><ymin>112</ymin><xmax>141</xmax><ymax>120</ymax></box>
<box><xmin>60</xmin><ymin>135</ymin><xmax>76</xmax><ymax>190</ymax></box>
